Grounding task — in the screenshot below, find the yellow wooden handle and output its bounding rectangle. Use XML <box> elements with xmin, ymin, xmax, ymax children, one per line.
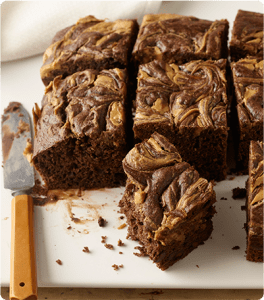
<box><xmin>10</xmin><ymin>195</ymin><xmax>38</xmax><ymax>300</ymax></box>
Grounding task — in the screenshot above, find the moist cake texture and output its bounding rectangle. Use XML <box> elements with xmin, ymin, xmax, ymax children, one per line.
<box><xmin>133</xmin><ymin>59</ymin><xmax>228</xmax><ymax>181</ymax></box>
<box><xmin>119</xmin><ymin>132</ymin><xmax>216</xmax><ymax>270</ymax></box>
<box><xmin>246</xmin><ymin>141</ymin><xmax>263</xmax><ymax>262</ymax></box>
<box><xmin>40</xmin><ymin>15</ymin><xmax>138</xmax><ymax>86</ymax></box>
<box><xmin>230</xmin><ymin>10</ymin><xmax>263</xmax><ymax>61</ymax></box>
<box><xmin>132</xmin><ymin>14</ymin><xmax>229</xmax><ymax>66</ymax></box>
<box><xmin>231</xmin><ymin>57</ymin><xmax>263</xmax><ymax>173</ymax></box>
<box><xmin>33</xmin><ymin>68</ymin><xmax>128</xmax><ymax>189</ymax></box>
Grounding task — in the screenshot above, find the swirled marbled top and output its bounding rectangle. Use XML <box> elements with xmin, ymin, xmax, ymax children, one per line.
<box><xmin>231</xmin><ymin>57</ymin><xmax>263</xmax><ymax>127</ymax></box>
<box><xmin>33</xmin><ymin>68</ymin><xmax>127</xmax><ymax>156</ymax></box>
<box><xmin>248</xmin><ymin>140</ymin><xmax>263</xmax><ymax>230</ymax></box>
<box><xmin>132</xmin><ymin>14</ymin><xmax>229</xmax><ymax>65</ymax></box>
<box><xmin>249</xmin><ymin>141</ymin><xmax>263</xmax><ymax>206</ymax></box>
<box><xmin>40</xmin><ymin>15</ymin><xmax>138</xmax><ymax>85</ymax></box>
<box><xmin>134</xmin><ymin>59</ymin><xmax>228</xmax><ymax>131</ymax></box>
<box><xmin>123</xmin><ymin>132</ymin><xmax>215</xmax><ymax>245</ymax></box>
<box><xmin>230</xmin><ymin>10</ymin><xmax>263</xmax><ymax>60</ymax></box>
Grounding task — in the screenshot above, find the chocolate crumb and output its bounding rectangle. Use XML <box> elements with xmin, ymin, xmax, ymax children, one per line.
<box><xmin>105</xmin><ymin>243</ymin><xmax>114</xmax><ymax>250</ymax></box>
<box><xmin>119</xmin><ymin>252</ymin><xmax>123</xmax><ymax>254</ymax></box>
<box><xmin>232</xmin><ymin>246</ymin><xmax>240</xmax><ymax>250</ymax></box>
<box><xmin>101</xmin><ymin>236</ymin><xmax>107</xmax><ymax>243</ymax></box>
<box><xmin>98</xmin><ymin>216</ymin><xmax>107</xmax><ymax>227</ymax></box>
<box><xmin>118</xmin><ymin>223</ymin><xmax>126</xmax><ymax>230</ymax></box>
<box><xmin>119</xmin><ymin>216</ymin><xmax>124</xmax><ymax>220</ymax></box>
<box><xmin>112</xmin><ymin>264</ymin><xmax>119</xmax><ymax>271</ymax></box>
<box><xmin>56</xmin><ymin>259</ymin><xmax>62</xmax><ymax>265</ymax></box>
<box><xmin>241</xmin><ymin>205</ymin><xmax>246</xmax><ymax>211</ymax></box>
<box><xmin>82</xmin><ymin>247</ymin><xmax>90</xmax><ymax>253</ymax></box>
<box><xmin>134</xmin><ymin>246</ymin><xmax>148</xmax><ymax>257</ymax></box>
<box><xmin>220</xmin><ymin>197</ymin><xmax>227</xmax><ymax>200</ymax></box>
<box><xmin>67</xmin><ymin>226</ymin><xmax>72</xmax><ymax>230</ymax></box>
<box><xmin>196</xmin><ymin>265</ymin><xmax>199</xmax><ymax>268</ymax></box>
<box><xmin>117</xmin><ymin>239</ymin><xmax>125</xmax><ymax>246</ymax></box>
<box><xmin>232</xmin><ymin>187</ymin><xmax>246</xmax><ymax>199</ymax></box>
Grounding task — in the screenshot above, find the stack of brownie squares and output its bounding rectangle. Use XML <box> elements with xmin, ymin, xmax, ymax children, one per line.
<box><xmin>33</xmin><ymin>16</ymin><xmax>139</xmax><ymax>189</ymax></box>
<box><xmin>230</xmin><ymin>10</ymin><xmax>263</xmax><ymax>263</ymax></box>
<box><xmin>120</xmin><ymin>13</ymin><xmax>231</xmax><ymax>270</ymax></box>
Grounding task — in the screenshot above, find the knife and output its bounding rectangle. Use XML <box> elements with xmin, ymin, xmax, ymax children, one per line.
<box><xmin>2</xmin><ymin>102</ymin><xmax>37</xmax><ymax>300</ymax></box>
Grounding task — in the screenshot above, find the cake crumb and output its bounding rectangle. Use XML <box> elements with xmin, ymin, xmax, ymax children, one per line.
<box><xmin>119</xmin><ymin>216</ymin><xmax>124</xmax><ymax>220</ymax></box>
<box><xmin>196</xmin><ymin>265</ymin><xmax>199</xmax><ymax>268</ymax></box>
<box><xmin>98</xmin><ymin>216</ymin><xmax>107</xmax><ymax>227</ymax></box>
<box><xmin>241</xmin><ymin>205</ymin><xmax>246</xmax><ymax>211</ymax></box>
<box><xmin>134</xmin><ymin>246</ymin><xmax>148</xmax><ymax>257</ymax></box>
<box><xmin>56</xmin><ymin>259</ymin><xmax>62</xmax><ymax>265</ymax></box>
<box><xmin>67</xmin><ymin>226</ymin><xmax>72</xmax><ymax>230</ymax></box>
<box><xmin>220</xmin><ymin>197</ymin><xmax>227</xmax><ymax>200</ymax></box>
<box><xmin>119</xmin><ymin>264</ymin><xmax>124</xmax><ymax>268</ymax></box>
<box><xmin>232</xmin><ymin>187</ymin><xmax>246</xmax><ymax>199</ymax></box>
<box><xmin>232</xmin><ymin>246</ymin><xmax>240</xmax><ymax>250</ymax></box>
<box><xmin>112</xmin><ymin>264</ymin><xmax>119</xmax><ymax>271</ymax></box>
<box><xmin>118</xmin><ymin>223</ymin><xmax>127</xmax><ymax>230</ymax></box>
<box><xmin>82</xmin><ymin>247</ymin><xmax>90</xmax><ymax>253</ymax></box>
<box><xmin>117</xmin><ymin>239</ymin><xmax>125</xmax><ymax>246</ymax></box>
<box><xmin>101</xmin><ymin>236</ymin><xmax>107</xmax><ymax>243</ymax></box>
<box><xmin>119</xmin><ymin>252</ymin><xmax>123</xmax><ymax>254</ymax></box>
<box><xmin>229</xmin><ymin>176</ymin><xmax>235</xmax><ymax>180</ymax></box>
<box><xmin>105</xmin><ymin>243</ymin><xmax>114</xmax><ymax>250</ymax></box>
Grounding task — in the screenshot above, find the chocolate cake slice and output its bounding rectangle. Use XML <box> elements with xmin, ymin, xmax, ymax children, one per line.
<box><xmin>133</xmin><ymin>59</ymin><xmax>229</xmax><ymax>181</ymax></box>
<box><xmin>231</xmin><ymin>57</ymin><xmax>263</xmax><ymax>173</ymax></box>
<box><xmin>246</xmin><ymin>140</ymin><xmax>263</xmax><ymax>262</ymax></box>
<box><xmin>230</xmin><ymin>10</ymin><xmax>263</xmax><ymax>62</ymax></box>
<box><xmin>132</xmin><ymin>13</ymin><xmax>229</xmax><ymax>67</ymax></box>
<box><xmin>32</xmin><ymin>68</ymin><xmax>128</xmax><ymax>189</ymax></box>
<box><xmin>40</xmin><ymin>15</ymin><xmax>138</xmax><ymax>86</ymax></box>
<box><xmin>119</xmin><ymin>132</ymin><xmax>216</xmax><ymax>270</ymax></box>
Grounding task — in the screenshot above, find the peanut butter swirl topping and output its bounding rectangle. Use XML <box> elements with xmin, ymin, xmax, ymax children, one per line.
<box><xmin>230</xmin><ymin>10</ymin><xmax>263</xmax><ymax>58</ymax></box>
<box><xmin>231</xmin><ymin>57</ymin><xmax>263</xmax><ymax>126</ymax></box>
<box><xmin>123</xmin><ymin>132</ymin><xmax>215</xmax><ymax>244</ymax></box>
<box><xmin>132</xmin><ymin>14</ymin><xmax>229</xmax><ymax>64</ymax></box>
<box><xmin>40</xmin><ymin>15</ymin><xmax>138</xmax><ymax>85</ymax></box>
<box><xmin>135</xmin><ymin>59</ymin><xmax>227</xmax><ymax>130</ymax></box>
<box><xmin>249</xmin><ymin>141</ymin><xmax>264</xmax><ymax>207</ymax></box>
<box><xmin>33</xmin><ymin>68</ymin><xmax>127</xmax><ymax>156</ymax></box>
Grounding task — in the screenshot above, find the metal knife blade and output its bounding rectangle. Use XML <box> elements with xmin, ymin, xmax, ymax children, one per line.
<box><xmin>2</xmin><ymin>102</ymin><xmax>38</xmax><ymax>300</ymax></box>
<box><xmin>2</xmin><ymin>102</ymin><xmax>34</xmax><ymax>192</ymax></box>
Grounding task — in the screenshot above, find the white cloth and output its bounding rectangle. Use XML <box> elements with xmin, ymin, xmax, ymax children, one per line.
<box><xmin>1</xmin><ymin>1</ymin><xmax>162</xmax><ymax>62</ymax></box>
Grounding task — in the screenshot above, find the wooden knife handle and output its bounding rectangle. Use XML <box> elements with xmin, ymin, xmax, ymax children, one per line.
<box><xmin>10</xmin><ymin>195</ymin><xmax>38</xmax><ymax>300</ymax></box>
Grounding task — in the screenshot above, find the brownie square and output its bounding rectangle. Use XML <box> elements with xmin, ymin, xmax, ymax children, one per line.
<box><xmin>246</xmin><ymin>141</ymin><xmax>263</xmax><ymax>262</ymax></box>
<box><xmin>132</xmin><ymin>14</ymin><xmax>229</xmax><ymax>67</ymax></box>
<box><xmin>133</xmin><ymin>59</ymin><xmax>229</xmax><ymax>181</ymax></box>
<box><xmin>119</xmin><ymin>132</ymin><xmax>216</xmax><ymax>270</ymax></box>
<box><xmin>231</xmin><ymin>57</ymin><xmax>263</xmax><ymax>173</ymax></box>
<box><xmin>33</xmin><ymin>68</ymin><xmax>128</xmax><ymax>189</ymax></box>
<box><xmin>230</xmin><ymin>10</ymin><xmax>263</xmax><ymax>61</ymax></box>
<box><xmin>40</xmin><ymin>15</ymin><xmax>138</xmax><ymax>86</ymax></box>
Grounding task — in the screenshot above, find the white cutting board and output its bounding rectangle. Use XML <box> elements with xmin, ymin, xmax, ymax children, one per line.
<box><xmin>1</xmin><ymin>1</ymin><xmax>263</xmax><ymax>289</ymax></box>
